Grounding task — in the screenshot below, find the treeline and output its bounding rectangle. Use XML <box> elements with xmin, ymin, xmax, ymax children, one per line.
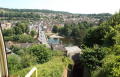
<box><xmin>80</xmin><ymin>13</ymin><xmax>111</xmax><ymax>18</ymax></box>
<box><xmin>0</xmin><ymin>8</ymin><xmax>112</xmax><ymax>19</ymax></box>
<box><xmin>0</xmin><ymin>7</ymin><xmax>71</xmax><ymax>14</ymax></box>
<box><xmin>0</xmin><ymin>8</ymin><xmax>40</xmax><ymax>20</ymax></box>
<box><xmin>52</xmin><ymin>21</ymin><xmax>93</xmax><ymax>45</ymax></box>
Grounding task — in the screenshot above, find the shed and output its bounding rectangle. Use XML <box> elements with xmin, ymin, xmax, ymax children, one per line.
<box><xmin>65</xmin><ymin>46</ymin><xmax>82</xmax><ymax>61</ymax></box>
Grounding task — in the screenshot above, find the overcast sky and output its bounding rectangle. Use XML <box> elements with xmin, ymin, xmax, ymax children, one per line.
<box><xmin>0</xmin><ymin>0</ymin><xmax>120</xmax><ymax>14</ymax></box>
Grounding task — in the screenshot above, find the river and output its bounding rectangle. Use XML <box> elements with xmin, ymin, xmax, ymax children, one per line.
<box><xmin>48</xmin><ymin>37</ymin><xmax>75</xmax><ymax>46</ymax></box>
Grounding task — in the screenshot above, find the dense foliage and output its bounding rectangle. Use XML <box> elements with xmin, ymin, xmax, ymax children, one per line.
<box><xmin>52</xmin><ymin>26</ymin><xmax>59</xmax><ymax>33</ymax></box>
<box><xmin>28</xmin><ymin>45</ymin><xmax>53</xmax><ymax>64</ymax></box>
<box><xmin>80</xmin><ymin>12</ymin><xmax>120</xmax><ymax>77</ymax></box>
<box><xmin>58</xmin><ymin>22</ymin><xmax>92</xmax><ymax>46</ymax></box>
<box><xmin>12</xmin><ymin>57</ymin><xmax>73</xmax><ymax>77</ymax></box>
<box><xmin>80</xmin><ymin>46</ymin><xmax>108</xmax><ymax>71</ymax></box>
<box><xmin>2</xmin><ymin>21</ymin><xmax>36</xmax><ymax>43</ymax></box>
<box><xmin>8</xmin><ymin>44</ymin><xmax>65</xmax><ymax>74</ymax></box>
<box><xmin>0</xmin><ymin>8</ymin><xmax>40</xmax><ymax>20</ymax></box>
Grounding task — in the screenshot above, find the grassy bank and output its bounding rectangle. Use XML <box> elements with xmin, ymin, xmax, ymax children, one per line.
<box><xmin>11</xmin><ymin>56</ymin><xmax>73</xmax><ymax>77</ymax></box>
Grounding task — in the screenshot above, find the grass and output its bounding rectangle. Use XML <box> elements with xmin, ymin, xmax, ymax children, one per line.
<box><xmin>11</xmin><ymin>56</ymin><xmax>73</xmax><ymax>77</ymax></box>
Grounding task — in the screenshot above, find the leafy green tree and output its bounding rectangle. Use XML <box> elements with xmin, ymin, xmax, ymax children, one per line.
<box><xmin>64</xmin><ymin>24</ymin><xmax>73</xmax><ymax>37</ymax></box>
<box><xmin>52</xmin><ymin>26</ymin><xmax>59</xmax><ymax>33</ymax></box>
<box><xmin>13</xmin><ymin>26</ymin><xmax>23</xmax><ymax>35</ymax></box>
<box><xmin>71</xmin><ymin>26</ymin><xmax>87</xmax><ymax>46</ymax></box>
<box><xmin>111</xmin><ymin>45</ymin><xmax>120</xmax><ymax>55</ymax></box>
<box><xmin>28</xmin><ymin>45</ymin><xmax>53</xmax><ymax>64</ymax></box>
<box><xmin>16</xmin><ymin>22</ymin><xmax>29</xmax><ymax>33</ymax></box>
<box><xmin>30</xmin><ymin>30</ymin><xmax>37</xmax><ymax>37</ymax></box>
<box><xmin>94</xmin><ymin>55</ymin><xmax>120</xmax><ymax>77</ymax></box>
<box><xmin>103</xmin><ymin>29</ymin><xmax>117</xmax><ymax>46</ymax></box>
<box><xmin>80</xmin><ymin>46</ymin><xmax>108</xmax><ymax>74</ymax></box>
<box><xmin>82</xmin><ymin>11</ymin><xmax>120</xmax><ymax>77</ymax></box>
<box><xmin>12</xmin><ymin>35</ymin><xmax>19</xmax><ymax>41</ymax></box>
<box><xmin>2</xmin><ymin>28</ymin><xmax>15</xmax><ymax>36</ymax></box>
<box><xmin>102</xmin><ymin>12</ymin><xmax>120</xmax><ymax>26</ymax></box>
<box><xmin>84</xmin><ymin>26</ymin><xmax>113</xmax><ymax>47</ymax></box>
<box><xmin>59</xmin><ymin>22</ymin><xmax>91</xmax><ymax>46</ymax></box>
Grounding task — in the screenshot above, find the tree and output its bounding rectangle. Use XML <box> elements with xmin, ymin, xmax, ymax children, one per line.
<box><xmin>30</xmin><ymin>30</ymin><xmax>37</xmax><ymax>37</ymax></box>
<box><xmin>102</xmin><ymin>12</ymin><xmax>120</xmax><ymax>26</ymax></box>
<box><xmin>13</xmin><ymin>26</ymin><xmax>23</xmax><ymax>35</ymax></box>
<box><xmin>80</xmin><ymin>46</ymin><xmax>108</xmax><ymax>72</ymax></box>
<box><xmin>94</xmin><ymin>55</ymin><xmax>120</xmax><ymax>77</ymax></box>
<box><xmin>28</xmin><ymin>45</ymin><xmax>53</xmax><ymax>64</ymax></box>
<box><xmin>16</xmin><ymin>22</ymin><xmax>29</xmax><ymax>33</ymax></box>
<box><xmin>71</xmin><ymin>26</ymin><xmax>87</xmax><ymax>46</ymax></box>
<box><xmin>2</xmin><ymin>28</ymin><xmax>15</xmax><ymax>36</ymax></box>
<box><xmin>84</xmin><ymin>26</ymin><xmax>113</xmax><ymax>47</ymax></box>
<box><xmin>112</xmin><ymin>45</ymin><xmax>120</xmax><ymax>55</ymax></box>
<box><xmin>52</xmin><ymin>26</ymin><xmax>58</xmax><ymax>33</ymax></box>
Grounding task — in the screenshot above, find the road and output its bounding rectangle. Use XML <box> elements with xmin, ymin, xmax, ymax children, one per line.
<box><xmin>38</xmin><ymin>22</ymin><xmax>48</xmax><ymax>45</ymax></box>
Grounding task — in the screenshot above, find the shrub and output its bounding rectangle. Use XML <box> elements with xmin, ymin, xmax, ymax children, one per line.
<box><xmin>92</xmin><ymin>55</ymin><xmax>120</xmax><ymax>77</ymax></box>
<box><xmin>8</xmin><ymin>54</ymin><xmax>22</xmax><ymax>74</ymax></box>
<box><xmin>4</xmin><ymin>36</ymin><xmax>14</xmax><ymax>41</ymax></box>
<box><xmin>28</xmin><ymin>45</ymin><xmax>53</xmax><ymax>64</ymax></box>
<box><xmin>80</xmin><ymin>46</ymin><xmax>108</xmax><ymax>72</ymax></box>
<box><xmin>18</xmin><ymin>34</ymin><xmax>34</xmax><ymax>43</ymax></box>
<box><xmin>21</xmin><ymin>52</ymin><xmax>37</xmax><ymax>68</ymax></box>
<box><xmin>30</xmin><ymin>30</ymin><xmax>37</xmax><ymax>37</ymax></box>
<box><xmin>10</xmin><ymin>45</ymin><xmax>21</xmax><ymax>54</ymax></box>
<box><xmin>112</xmin><ymin>45</ymin><xmax>120</xmax><ymax>55</ymax></box>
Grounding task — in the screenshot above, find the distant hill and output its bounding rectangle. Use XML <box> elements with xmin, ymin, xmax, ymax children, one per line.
<box><xmin>0</xmin><ymin>7</ymin><xmax>72</xmax><ymax>14</ymax></box>
<box><xmin>0</xmin><ymin>7</ymin><xmax>112</xmax><ymax>23</ymax></box>
<box><xmin>0</xmin><ymin>7</ymin><xmax>112</xmax><ymax>15</ymax></box>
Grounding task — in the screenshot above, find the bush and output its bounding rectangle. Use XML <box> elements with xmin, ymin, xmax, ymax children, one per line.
<box><xmin>10</xmin><ymin>45</ymin><xmax>21</xmax><ymax>54</ymax></box>
<box><xmin>30</xmin><ymin>30</ymin><xmax>37</xmax><ymax>37</ymax></box>
<box><xmin>112</xmin><ymin>45</ymin><xmax>120</xmax><ymax>55</ymax></box>
<box><xmin>92</xmin><ymin>55</ymin><xmax>120</xmax><ymax>77</ymax></box>
<box><xmin>8</xmin><ymin>54</ymin><xmax>22</xmax><ymax>74</ymax></box>
<box><xmin>2</xmin><ymin>28</ymin><xmax>15</xmax><ymax>36</ymax></box>
<box><xmin>80</xmin><ymin>46</ymin><xmax>108</xmax><ymax>71</ymax></box>
<box><xmin>21</xmin><ymin>52</ymin><xmax>37</xmax><ymax>68</ymax></box>
<box><xmin>18</xmin><ymin>34</ymin><xmax>34</xmax><ymax>43</ymax></box>
<box><xmin>28</xmin><ymin>45</ymin><xmax>53</xmax><ymax>64</ymax></box>
<box><xmin>4</xmin><ymin>36</ymin><xmax>14</xmax><ymax>41</ymax></box>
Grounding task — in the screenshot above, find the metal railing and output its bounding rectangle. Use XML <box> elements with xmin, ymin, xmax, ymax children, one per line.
<box><xmin>25</xmin><ymin>67</ymin><xmax>37</xmax><ymax>77</ymax></box>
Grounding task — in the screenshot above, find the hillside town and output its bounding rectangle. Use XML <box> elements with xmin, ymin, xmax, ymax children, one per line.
<box><xmin>1</xmin><ymin>6</ymin><xmax>120</xmax><ymax>77</ymax></box>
